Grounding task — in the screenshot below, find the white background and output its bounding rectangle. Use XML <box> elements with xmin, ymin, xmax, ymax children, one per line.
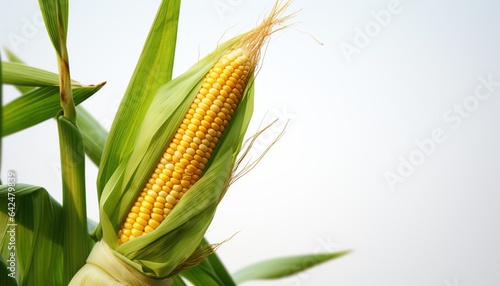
<box><xmin>2</xmin><ymin>0</ymin><xmax>500</xmax><ymax>285</ymax></box>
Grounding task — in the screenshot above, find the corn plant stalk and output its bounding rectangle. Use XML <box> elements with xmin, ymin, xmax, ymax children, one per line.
<box><xmin>57</xmin><ymin>52</ymin><xmax>76</xmax><ymax>123</ymax></box>
<box><xmin>38</xmin><ymin>0</ymin><xmax>75</xmax><ymax>123</ymax></box>
<box><xmin>37</xmin><ymin>0</ymin><xmax>90</xmax><ymax>283</ymax></box>
<box><xmin>57</xmin><ymin>115</ymin><xmax>91</xmax><ymax>284</ymax></box>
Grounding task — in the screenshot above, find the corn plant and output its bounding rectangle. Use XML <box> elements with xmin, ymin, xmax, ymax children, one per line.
<box><xmin>0</xmin><ymin>0</ymin><xmax>350</xmax><ymax>285</ymax></box>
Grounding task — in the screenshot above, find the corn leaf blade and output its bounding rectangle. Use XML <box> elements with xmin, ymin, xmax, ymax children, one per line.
<box><xmin>97</xmin><ymin>0</ymin><xmax>180</xmax><ymax>197</ymax></box>
<box><xmin>1</xmin><ymin>61</ymin><xmax>64</xmax><ymax>87</ymax></box>
<box><xmin>0</xmin><ymin>256</ymin><xmax>18</xmax><ymax>286</ymax></box>
<box><xmin>179</xmin><ymin>238</ymin><xmax>236</xmax><ymax>286</ymax></box>
<box><xmin>179</xmin><ymin>253</ymin><xmax>233</xmax><ymax>286</ymax></box>
<box><xmin>0</xmin><ymin>183</ymin><xmax>64</xmax><ymax>285</ymax></box>
<box><xmin>37</xmin><ymin>0</ymin><xmax>68</xmax><ymax>57</ymax></box>
<box><xmin>3</xmin><ymin>50</ymin><xmax>37</xmax><ymax>95</ymax></box>
<box><xmin>75</xmin><ymin>106</ymin><xmax>108</xmax><ymax>166</ymax></box>
<box><xmin>180</xmin><ymin>267</ymin><xmax>223</xmax><ymax>286</ymax></box>
<box><xmin>233</xmin><ymin>251</ymin><xmax>352</xmax><ymax>283</ymax></box>
<box><xmin>3</xmin><ymin>52</ymin><xmax>105</xmax><ymax>166</ymax></box>
<box><xmin>201</xmin><ymin>247</ymin><xmax>237</xmax><ymax>285</ymax></box>
<box><xmin>3</xmin><ymin>51</ymin><xmax>34</xmax><ymax>95</ymax></box>
<box><xmin>2</xmin><ymin>83</ymin><xmax>104</xmax><ymax>136</ymax></box>
<box><xmin>171</xmin><ymin>275</ymin><xmax>187</xmax><ymax>286</ymax></box>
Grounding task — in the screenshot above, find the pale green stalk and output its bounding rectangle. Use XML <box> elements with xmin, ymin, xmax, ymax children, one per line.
<box><xmin>38</xmin><ymin>0</ymin><xmax>89</xmax><ymax>283</ymax></box>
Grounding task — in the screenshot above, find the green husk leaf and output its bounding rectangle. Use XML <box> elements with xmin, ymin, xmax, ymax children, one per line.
<box><xmin>57</xmin><ymin>114</ymin><xmax>91</xmax><ymax>284</ymax></box>
<box><xmin>0</xmin><ymin>183</ymin><xmax>63</xmax><ymax>285</ymax></box>
<box><xmin>69</xmin><ymin>241</ymin><xmax>173</xmax><ymax>286</ymax></box>
<box><xmin>233</xmin><ymin>251</ymin><xmax>352</xmax><ymax>283</ymax></box>
<box><xmin>97</xmin><ymin>0</ymin><xmax>180</xmax><ymax>197</ymax></box>
<box><xmin>69</xmin><ymin>264</ymin><xmax>129</xmax><ymax>286</ymax></box>
<box><xmin>2</xmin><ymin>83</ymin><xmax>104</xmax><ymax>136</ymax></box>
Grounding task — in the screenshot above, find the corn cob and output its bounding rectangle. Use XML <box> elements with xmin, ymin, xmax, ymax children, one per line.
<box><xmin>118</xmin><ymin>1</ymin><xmax>292</xmax><ymax>244</ymax></box>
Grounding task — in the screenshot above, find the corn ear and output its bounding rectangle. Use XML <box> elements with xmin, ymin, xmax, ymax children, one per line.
<box><xmin>116</xmin><ymin>46</ymin><xmax>255</xmax><ymax>244</ymax></box>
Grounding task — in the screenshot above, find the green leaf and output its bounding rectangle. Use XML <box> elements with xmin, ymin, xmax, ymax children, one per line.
<box><xmin>171</xmin><ymin>275</ymin><xmax>187</xmax><ymax>286</ymax></box>
<box><xmin>180</xmin><ymin>254</ymin><xmax>233</xmax><ymax>286</ymax></box>
<box><xmin>2</xmin><ymin>52</ymin><xmax>80</xmax><ymax>88</ymax></box>
<box><xmin>3</xmin><ymin>50</ymin><xmax>106</xmax><ymax>167</ymax></box>
<box><xmin>97</xmin><ymin>0</ymin><xmax>180</xmax><ymax>198</ymax></box>
<box><xmin>203</xmin><ymin>253</ymin><xmax>236</xmax><ymax>285</ymax></box>
<box><xmin>179</xmin><ymin>238</ymin><xmax>236</xmax><ymax>286</ymax></box>
<box><xmin>180</xmin><ymin>266</ymin><xmax>223</xmax><ymax>286</ymax></box>
<box><xmin>3</xmin><ymin>49</ymin><xmax>35</xmax><ymax>94</ymax></box>
<box><xmin>233</xmin><ymin>251</ymin><xmax>352</xmax><ymax>283</ymax></box>
<box><xmin>75</xmin><ymin>106</ymin><xmax>108</xmax><ymax>166</ymax></box>
<box><xmin>3</xmin><ymin>49</ymin><xmax>36</xmax><ymax>94</ymax></box>
<box><xmin>0</xmin><ymin>183</ymin><xmax>64</xmax><ymax>285</ymax></box>
<box><xmin>0</xmin><ymin>256</ymin><xmax>18</xmax><ymax>286</ymax></box>
<box><xmin>57</xmin><ymin>115</ymin><xmax>91</xmax><ymax>284</ymax></box>
<box><xmin>38</xmin><ymin>0</ymin><xmax>68</xmax><ymax>57</ymax></box>
<box><xmin>2</xmin><ymin>83</ymin><xmax>104</xmax><ymax>136</ymax></box>
<box><xmin>1</xmin><ymin>61</ymin><xmax>64</xmax><ymax>87</ymax></box>
<box><xmin>197</xmin><ymin>238</ymin><xmax>237</xmax><ymax>285</ymax></box>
